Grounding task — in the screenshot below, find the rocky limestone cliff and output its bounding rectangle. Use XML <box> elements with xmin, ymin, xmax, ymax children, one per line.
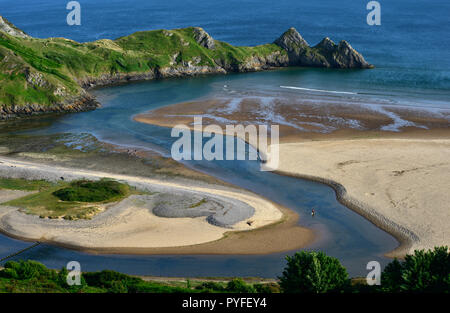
<box><xmin>192</xmin><ymin>27</ymin><xmax>216</xmax><ymax>49</ymax></box>
<box><xmin>274</xmin><ymin>27</ymin><xmax>309</xmax><ymax>54</ymax></box>
<box><xmin>0</xmin><ymin>16</ymin><xmax>30</xmax><ymax>39</ymax></box>
<box><xmin>274</xmin><ymin>27</ymin><xmax>373</xmax><ymax>69</ymax></box>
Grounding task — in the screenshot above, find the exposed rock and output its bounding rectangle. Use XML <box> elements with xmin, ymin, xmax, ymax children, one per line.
<box><xmin>192</xmin><ymin>27</ymin><xmax>215</xmax><ymax>49</ymax></box>
<box><xmin>25</xmin><ymin>69</ymin><xmax>48</xmax><ymax>88</ymax></box>
<box><xmin>77</xmin><ymin>71</ymin><xmax>158</xmax><ymax>89</ymax></box>
<box><xmin>0</xmin><ymin>16</ymin><xmax>30</xmax><ymax>38</ymax></box>
<box><xmin>274</xmin><ymin>27</ymin><xmax>309</xmax><ymax>53</ymax></box>
<box><xmin>157</xmin><ymin>65</ymin><xmax>226</xmax><ymax>78</ymax></box>
<box><xmin>315</xmin><ymin>37</ymin><xmax>336</xmax><ymax>53</ymax></box>
<box><xmin>236</xmin><ymin>52</ymin><xmax>289</xmax><ymax>72</ymax></box>
<box><xmin>332</xmin><ymin>40</ymin><xmax>373</xmax><ymax>69</ymax></box>
<box><xmin>274</xmin><ymin>27</ymin><xmax>373</xmax><ymax>69</ymax></box>
<box><xmin>0</xmin><ymin>94</ymin><xmax>100</xmax><ymax>120</ymax></box>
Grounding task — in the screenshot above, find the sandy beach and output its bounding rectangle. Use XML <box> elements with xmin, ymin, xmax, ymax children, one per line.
<box><xmin>134</xmin><ymin>96</ymin><xmax>450</xmax><ymax>257</ymax></box>
<box><xmin>0</xmin><ymin>156</ymin><xmax>313</xmax><ymax>254</ymax></box>
<box><xmin>264</xmin><ymin>138</ymin><xmax>450</xmax><ymax>257</ymax></box>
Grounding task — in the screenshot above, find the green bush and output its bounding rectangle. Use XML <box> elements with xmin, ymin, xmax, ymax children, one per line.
<box><xmin>0</xmin><ymin>260</ymin><xmax>53</xmax><ymax>280</ymax></box>
<box><xmin>0</xmin><ymin>260</ymin><xmax>195</xmax><ymax>293</ymax></box>
<box><xmin>83</xmin><ymin>270</ymin><xmax>141</xmax><ymax>292</ymax></box>
<box><xmin>254</xmin><ymin>283</ymin><xmax>280</xmax><ymax>293</ymax></box>
<box><xmin>382</xmin><ymin>246</ymin><xmax>450</xmax><ymax>292</ymax></box>
<box><xmin>279</xmin><ymin>251</ymin><xmax>349</xmax><ymax>293</ymax></box>
<box><xmin>53</xmin><ymin>179</ymin><xmax>129</xmax><ymax>202</ymax></box>
<box><xmin>195</xmin><ymin>281</ymin><xmax>225</xmax><ymax>292</ymax></box>
<box><xmin>226</xmin><ymin>278</ymin><xmax>256</xmax><ymax>293</ymax></box>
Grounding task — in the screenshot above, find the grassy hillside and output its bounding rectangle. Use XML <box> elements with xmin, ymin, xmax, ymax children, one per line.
<box><xmin>0</xmin><ymin>23</ymin><xmax>286</xmax><ymax>112</ymax></box>
<box><xmin>0</xmin><ymin>16</ymin><xmax>372</xmax><ymax>117</ymax></box>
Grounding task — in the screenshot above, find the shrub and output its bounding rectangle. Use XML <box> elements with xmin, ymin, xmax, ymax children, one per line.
<box><xmin>254</xmin><ymin>283</ymin><xmax>280</xmax><ymax>293</ymax></box>
<box><xmin>195</xmin><ymin>281</ymin><xmax>225</xmax><ymax>292</ymax></box>
<box><xmin>380</xmin><ymin>259</ymin><xmax>403</xmax><ymax>292</ymax></box>
<box><xmin>0</xmin><ymin>260</ymin><xmax>53</xmax><ymax>280</ymax></box>
<box><xmin>279</xmin><ymin>251</ymin><xmax>349</xmax><ymax>293</ymax></box>
<box><xmin>382</xmin><ymin>246</ymin><xmax>450</xmax><ymax>292</ymax></box>
<box><xmin>53</xmin><ymin>179</ymin><xmax>129</xmax><ymax>203</ymax></box>
<box><xmin>83</xmin><ymin>270</ymin><xmax>141</xmax><ymax>292</ymax></box>
<box><xmin>226</xmin><ymin>278</ymin><xmax>256</xmax><ymax>293</ymax></box>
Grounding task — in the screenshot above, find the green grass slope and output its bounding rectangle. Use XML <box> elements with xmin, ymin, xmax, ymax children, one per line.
<box><xmin>0</xmin><ymin>16</ymin><xmax>372</xmax><ymax>118</ymax></box>
<box><xmin>0</xmin><ymin>20</ymin><xmax>287</xmax><ymax>115</ymax></box>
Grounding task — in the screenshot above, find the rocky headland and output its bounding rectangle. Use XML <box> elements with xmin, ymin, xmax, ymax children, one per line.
<box><xmin>0</xmin><ymin>15</ymin><xmax>372</xmax><ymax>119</ymax></box>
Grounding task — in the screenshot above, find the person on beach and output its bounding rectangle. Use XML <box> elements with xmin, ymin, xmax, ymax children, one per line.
<box><xmin>311</xmin><ymin>209</ymin><xmax>315</xmax><ymax>217</ymax></box>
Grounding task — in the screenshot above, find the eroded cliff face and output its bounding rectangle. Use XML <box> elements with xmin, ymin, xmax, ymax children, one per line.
<box><xmin>0</xmin><ymin>16</ymin><xmax>30</xmax><ymax>39</ymax></box>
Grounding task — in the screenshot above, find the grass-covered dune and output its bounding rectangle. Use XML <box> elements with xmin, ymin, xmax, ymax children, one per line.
<box><xmin>0</xmin><ymin>15</ymin><xmax>372</xmax><ymax>118</ymax></box>
<box><xmin>1</xmin><ymin>177</ymin><xmax>134</xmax><ymax>220</ymax></box>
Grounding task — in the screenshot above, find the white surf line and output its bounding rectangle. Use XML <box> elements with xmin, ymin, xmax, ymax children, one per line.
<box><xmin>280</xmin><ymin>85</ymin><xmax>358</xmax><ymax>95</ymax></box>
<box><xmin>0</xmin><ymin>157</ymin><xmax>282</xmax><ymax>230</ymax></box>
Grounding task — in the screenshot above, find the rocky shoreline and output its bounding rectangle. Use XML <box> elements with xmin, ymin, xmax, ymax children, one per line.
<box><xmin>0</xmin><ymin>94</ymin><xmax>100</xmax><ymax>120</ymax></box>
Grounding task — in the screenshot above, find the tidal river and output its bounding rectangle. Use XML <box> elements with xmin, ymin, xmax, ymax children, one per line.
<box><xmin>0</xmin><ymin>72</ymin><xmax>400</xmax><ymax>278</ymax></box>
<box><xmin>1</xmin><ymin>0</ymin><xmax>448</xmax><ymax>277</ymax></box>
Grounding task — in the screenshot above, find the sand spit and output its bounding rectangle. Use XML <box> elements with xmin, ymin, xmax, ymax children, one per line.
<box><xmin>0</xmin><ymin>156</ymin><xmax>312</xmax><ymax>253</ymax></box>
<box><xmin>264</xmin><ymin>139</ymin><xmax>450</xmax><ymax>257</ymax></box>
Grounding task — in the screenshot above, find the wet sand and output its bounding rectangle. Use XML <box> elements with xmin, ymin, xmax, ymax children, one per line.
<box><xmin>134</xmin><ymin>97</ymin><xmax>450</xmax><ymax>138</ymax></box>
<box><xmin>135</xmin><ymin>96</ymin><xmax>450</xmax><ymax>257</ymax></box>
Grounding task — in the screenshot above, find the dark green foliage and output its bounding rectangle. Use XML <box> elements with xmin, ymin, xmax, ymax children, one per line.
<box><xmin>279</xmin><ymin>251</ymin><xmax>349</xmax><ymax>293</ymax></box>
<box><xmin>195</xmin><ymin>281</ymin><xmax>225</xmax><ymax>292</ymax></box>
<box><xmin>1</xmin><ymin>247</ymin><xmax>448</xmax><ymax>293</ymax></box>
<box><xmin>381</xmin><ymin>246</ymin><xmax>450</xmax><ymax>293</ymax></box>
<box><xmin>52</xmin><ymin>179</ymin><xmax>129</xmax><ymax>202</ymax></box>
<box><xmin>0</xmin><ymin>261</ymin><xmax>199</xmax><ymax>293</ymax></box>
<box><xmin>0</xmin><ymin>260</ymin><xmax>52</xmax><ymax>280</ymax></box>
<box><xmin>72</xmin><ymin>270</ymin><xmax>197</xmax><ymax>293</ymax></box>
<box><xmin>381</xmin><ymin>259</ymin><xmax>403</xmax><ymax>292</ymax></box>
<box><xmin>254</xmin><ymin>283</ymin><xmax>281</xmax><ymax>293</ymax></box>
<box><xmin>226</xmin><ymin>278</ymin><xmax>256</xmax><ymax>293</ymax></box>
<box><xmin>83</xmin><ymin>270</ymin><xmax>141</xmax><ymax>291</ymax></box>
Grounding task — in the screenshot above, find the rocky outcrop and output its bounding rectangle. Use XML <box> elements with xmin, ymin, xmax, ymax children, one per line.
<box><xmin>274</xmin><ymin>27</ymin><xmax>309</xmax><ymax>55</ymax></box>
<box><xmin>274</xmin><ymin>27</ymin><xmax>373</xmax><ymax>69</ymax></box>
<box><xmin>192</xmin><ymin>27</ymin><xmax>215</xmax><ymax>49</ymax></box>
<box><xmin>331</xmin><ymin>40</ymin><xmax>373</xmax><ymax>69</ymax></box>
<box><xmin>0</xmin><ymin>94</ymin><xmax>100</xmax><ymax>120</ymax></box>
<box><xmin>78</xmin><ymin>72</ymin><xmax>158</xmax><ymax>89</ymax></box>
<box><xmin>0</xmin><ymin>16</ymin><xmax>30</xmax><ymax>39</ymax></box>
<box><xmin>315</xmin><ymin>37</ymin><xmax>336</xmax><ymax>53</ymax></box>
